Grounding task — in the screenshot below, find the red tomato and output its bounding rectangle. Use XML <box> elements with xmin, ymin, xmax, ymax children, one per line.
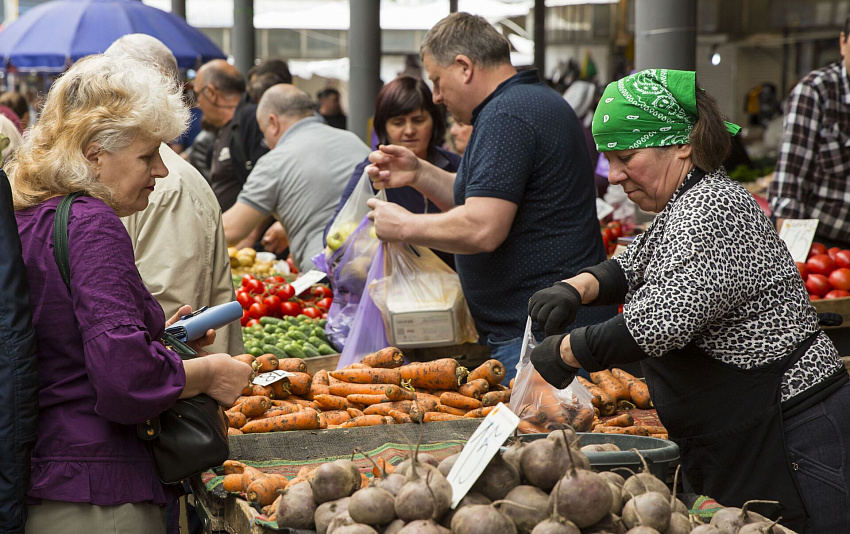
<box><xmin>273</xmin><ymin>283</ymin><xmax>296</xmax><ymax>301</ymax></box>
<box><xmin>810</xmin><ymin>295</ymin><xmax>822</xmax><ymax>301</ymax></box>
<box><xmin>245</xmin><ymin>319</ymin><xmax>260</xmax><ymax>328</ymax></box>
<box><xmin>315</xmin><ymin>297</ymin><xmax>333</xmax><ymax>311</ymax></box>
<box><xmin>262</xmin><ymin>295</ymin><xmax>282</xmax><ymax>316</ymax></box>
<box><xmin>236</xmin><ymin>291</ymin><xmax>253</xmax><ymax>309</ymax></box>
<box><xmin>247</xmin><ymin>302</ymin><xmax>268</xmax><ymax>320</ymax></box>
<box><xmin>240</xmin><ymin>309</ymin><xmax>251</xmax><ymax>326</ymax></box>
<box><xmin>264</xmin><ymin>276</ymin><xmax>286</xmax><ymax>285</ymax></box>
<box><xmin>808</xmin><ymin>242</ymin><xmax>828</xmax><ymax>258</ymax></box>
<box><xmin>828</xmin><ymin>247</ymin><xmax>842</xmax><ymax>260</ymax></box>
<box><xmin>302</xmin><ymin>307</ymin><xmax>322</xmax><ymax>319</ymax></box>
<box><xmin>825</xmin><ymin>289</ymin><xmax>850</xmax><ymax>299</ymax></box>
<box><xmin>828</xmin><ymin>268</ymin><xmax>850</xmax><ymax>291</ymax></box>
<box><xmin>312</xmin><ymin>285</ymin><xmax>333</xmax><ymax>299</ymax></box>
<box><xmin>835</xmin><ymin>250</ymin><xmax>850</xmax><ymax>269</ymax></box>
<box><xmin>806</xmin><ymin>254</ymin><xmax>837</xmax><ymax>276</ymax></box>
<box><xmin>606</xmin><ymin>221</ymin><xmax>623</xmax><ymax>239</ymax></box>
<box><xmin>240</xmin><ymin>274</ymin><xmax>254</xmax><ymax>288</ymax></box>
<box><xmin>795</xmin><ymin>262</ymin><xmax>809</xmax><ymax>281</ymax></box>
<box><xmin>280</xmin><ymin>301</ymin><xmax>303</xmax><ymax>317</ymax></box>
<box><xmin>245</xmin><ymin>279</ymin><xmax>265</xmax><ymax>295</ymax></box>
<box><xmin>805</xmin><ymin>273</ymin><xmax>832</xmax><ymax>297</ymax></box>
<box><xmin>287</xmin><ymin>258</ymin><xmax>299</xmax><ymax>274</ymax></box>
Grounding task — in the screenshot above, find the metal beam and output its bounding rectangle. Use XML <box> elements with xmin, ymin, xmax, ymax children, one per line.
<box><xmin>171</xmin><ymin>0</ymin><xmax>186</xmax><ymax>19</ymax></box>
<box><xmin>233</xmin><ymin>0</ymin><xmax>255</xmax><ymax>77</ymax></box>
<box><xmin>533</xmin><ymin>0</ymin><xmax>545</xmax><ymax>78</ymax></box>
<box><xmin>348</xmin><ymin>0</ymin><xmax>382</xmax><ymax>144</ymax></box>
<box><xmin>634</xmin><ymin>0</ymin><xmax>697</xmax><ymax>71</ymax></box>
<box><xmin>450</xmin><ymin>0</ymin><xmax>458</xmax><ymax>13</ymax></box>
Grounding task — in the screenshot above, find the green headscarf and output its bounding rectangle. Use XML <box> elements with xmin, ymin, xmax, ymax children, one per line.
<box><xmin>591</xmin><ymin>69</ymin><xmax>740</xmax><ymax>152</ymax></box>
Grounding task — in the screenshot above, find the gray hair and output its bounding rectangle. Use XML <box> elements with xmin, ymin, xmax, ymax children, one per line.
<box><xmin>420</xmin><ymin>12</ymin><xmax>511</xmax><ymax>68</ymax></box>
<box><xmin>105</xmin><ymin>33</ymin><xmax>179</xmax><ymax>81</ymax></box>
<box><xmin>257</xmin><ymin>84</ymin><xmax>315</xmax><ymax>124</ymax></box>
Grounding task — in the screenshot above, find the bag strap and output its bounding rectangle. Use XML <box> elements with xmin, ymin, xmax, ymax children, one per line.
<box><xmin>52</xmin><ymin>192</ymin><xmax>85</xmax><ymax>290</ymax></box>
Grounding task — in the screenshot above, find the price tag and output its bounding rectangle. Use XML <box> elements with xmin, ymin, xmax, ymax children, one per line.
<box><xmin>291</xmin><ymin>270</ymin><xmax>328</xmax><ymax>297</ymax></box>
<box><xmin>779</xmin><ymin>219</ymin><xmax>819</xmax><ymax>263</ymax></box>
<box><xmin>252</xmin><ymin>370</ymin><xmax>294</xmax><ymax>386</ymax></box>
<box><xmin>596</xmin><ymin>198</ymin><xmax>615</xmax><ymax>220</ymax></box>
<box><xmin>445</xmin><ymin>403</ymin><xmax>519</xmax><ymax>508</ymax></box>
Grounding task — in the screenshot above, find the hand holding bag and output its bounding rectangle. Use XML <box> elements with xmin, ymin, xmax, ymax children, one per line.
<box><xmin>53</xmin><ymin>193</ymin><xmax>228</xmax><ymax>484</ymax></box>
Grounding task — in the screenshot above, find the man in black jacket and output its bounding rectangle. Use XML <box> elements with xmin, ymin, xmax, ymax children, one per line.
<box><xmin>0</xmin><ymin>168</ymin><xmax>38</xmax><ymax>534</ymax></box>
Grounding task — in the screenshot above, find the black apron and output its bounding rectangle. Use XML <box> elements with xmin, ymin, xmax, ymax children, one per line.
<box><xmin>637</xmin><ymin>170</ymin><xmax>809</xmax><ymax>532</ymax></box>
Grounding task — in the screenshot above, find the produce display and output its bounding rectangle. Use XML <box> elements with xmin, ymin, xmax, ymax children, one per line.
<box><xmin>579</xmin><ymin>369</ymin><xmax>668</xmax><ymax>439</ymax></box>
<box><xmin>796</xmin><ymin>242</ymin><xmax>850</xmax><ymax>300</ymax></box>
<box><xmin>224</xmin><ymin>350</ymin><xmax>512</xmax><ymax>435</ymax></box>
<box><xmin>241</xmin><ymin>315</ymin><xmax>337</xmax><ymax>358</ymax></box>
<box><xmin>229</xmin><ymin>246</ymin><xmax>279</xmax><ymax>277</ymax></box>
<box><xmin>235</xmin><ymin>273</ymin><xmax>334</xmax><ymax>327</ymax></box>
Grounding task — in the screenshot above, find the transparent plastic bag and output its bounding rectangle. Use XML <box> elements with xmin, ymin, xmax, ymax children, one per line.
<box><xmin>509</xmin><ymin>318</ymin><xmax>594</xmax><ymax>433</ymax></box>
<box><xmin>369</xmin><ymin>242</ymin><xmax>478</xmax><ymax>349</ymax></box>
<box><xmin>324</xmin><ymin>171</ymin><xmax>382</xmax><ymax>260</ymax></box>
<box><xmin>336</xmin><ymin>244</ymin><xmax>390</xmax><ymax>368</ymax></box>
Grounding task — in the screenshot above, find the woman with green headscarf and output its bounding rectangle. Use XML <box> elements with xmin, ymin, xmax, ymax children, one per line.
<box><xmin>526</xmin><ymin>70</ymin><xmax>850</xmax><ymax>533</ymax></box>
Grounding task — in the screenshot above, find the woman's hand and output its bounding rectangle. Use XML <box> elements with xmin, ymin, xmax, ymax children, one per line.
<box><xmin>528</xmin><ymin>282</ymin><xmax>583</xmax><ymax>336</ymax></box>
<box><xmin>365</xmin><ymin>144</ymin><xmax>420</xmax><ymax>190</ymax></box>
<box><xmin>529</xmin><ymin>334</ymin><xmax>581</xmax><ymax>389</ymax></box>
<box><xmin>181</xmin><ymin>354</ymin><xmax>253</xmax><ymax>407</ymax></box>
<box><xmin>166</xmin><ymin>304</ymin><xmax>216</xmax><ymax>354</ymax></box>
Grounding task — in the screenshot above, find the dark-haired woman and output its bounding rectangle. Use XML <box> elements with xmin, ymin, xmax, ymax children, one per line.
<box><xmin>527</xmin><ymin>69</ymin><xmax>850</xmax><ymax>534</ymax></box>
<box><xmin>325</xmin><ymin>76</ymin><xmax>461</xmax><ymax>266</ymax></box>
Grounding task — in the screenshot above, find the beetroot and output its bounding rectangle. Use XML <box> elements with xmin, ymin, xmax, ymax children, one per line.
<box><xmin>548</xmin><ymin>469</ymin><xmax>613</xmax><ymax>528</ymax></box>
<box><xmin>471</xmin><ymin>453</ymin><xmax>521</xmax><ymax>500</ymax></box>
<box><xmin>529</xmin><ymin>518</ymin><xmax>580</xmax><ymax>534</ymax></box>
<box><xmin>520</xmin><ymin>434</ymin><xmax>584</xmax><ymax>491</ymax></box>
<box><xmin>276</xmin><ymin>480</ymin><xmax>318</xmax><ymax>530</ymax></box>
<box><xmin>394</xmin><ymin>460</ymin><xmax>452</xmax><ymax>521</ymax></box>
<box><xmin>622</xmin><ymin>492</ymin><xmax>671</xmax><ymax>532</ymax></box>
<box><xmin>315</xmin><ymin>497</ymin><xmax>351</xmax><ymax>534</ymax></box>
<box><xmin>709</xmin><ymin>500</ymin><xmax>774</xmax><ymax>534</ymax></box>
<box><xmin>690</xmin><ymin>526</ymin><xmax>724</xmax><ymax>534</ymax></box>
<box><xmin>348</xmin><ymin>486</ymin><xmax>396</xmax><ymax>526</ymax></box>
<box><xmin>440</xmin><ymin>492</ymin><xmax>491</xmax><ymax>528</ymax></box>
<box><xmin>499</xmin><ymin>485</ymin><xmax>550</xmax><ymax>534</ymax></box>
<box><xmin>438</xmin><ymin>452</ymin><xmax>459</xmax><ymax>477</ymax></box>
<box><xmin>624</xmin><ymin>528</ymin><xmax>661</xmax><ymax>534</ymax></box>
<box><xmin>311</xmin><ymin>459</ymin><xmax>361</xmax><ymax>504</ymax></box>
<box><xmin>451</xmin><ymin>504</ymin><xmax>517</xmax><ymax>534</ymax></box>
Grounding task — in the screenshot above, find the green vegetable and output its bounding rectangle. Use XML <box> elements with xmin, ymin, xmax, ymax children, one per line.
<box><xmin>284</xmin><ymin>344</ymin><xmax>306</xmax><ymax>359</ymax></box>
<box><xmin>318</xmin><ymin>344</ymin><xmax>336</xmax><ymax>356</ymax></box>
<box><xmin>262</xmin><ymin>345</ymin><xmax>287</xmax><ymax>359</ymax></box>
<box><xmin>259</xmin><ymin>317</ymin><xmax>284</xmax><ymax>326</ymax></box>
<box><xmin>286</xmin><ymin>330</ymin><xmax>308</xmax><ymax>342</ymax></box>
<box><xmin>248</xmin><ymin>347</ymin><xmax>263</xmax><ymax>357</ymax></box>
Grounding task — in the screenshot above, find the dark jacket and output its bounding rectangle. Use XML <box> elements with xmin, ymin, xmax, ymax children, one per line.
<box><xmin>0</xmin><ymin>169</ymin><xmax>38</xmax><ymax>533</ymax></box>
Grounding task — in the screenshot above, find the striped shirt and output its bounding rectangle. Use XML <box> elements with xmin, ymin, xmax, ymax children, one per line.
<box><xmin>769</xmin><ymin>62</ymin><xmax>850</xmax><ymax>244</ymax></box>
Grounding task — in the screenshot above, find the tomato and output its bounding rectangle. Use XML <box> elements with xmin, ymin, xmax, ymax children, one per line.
<box><xmin>795</xmin><ymin>262</ymin><xmax>809</xmax><ymax>281</ymax></box>
<box><xmin>312</xmin><ymin>285</ymin><xmax>333</xmax><ymax>299</ymax></box>
<box><xmin>245</xmin><ymin>278</ymin><xmax>265</xmax><ymax>295</ymax></box>
<box><xmin>247</xmin><ymin>302</ymin><xmax>268</xmax><ymax>320</ymax></box>
<box><xmin>828</xmin><ymin>268</ymin><xmax>850</xmax><ymax>291</ymax></box>
<box><xmin>280</xmin><ymin>301</ymin><xmax>303</xmax><ymax>317</ymax></box>
<box><xmin>825</xmin><ymin>289</ymin><xmax>850</xmax><ymax>299</ymax></box>
<box><xmin>246</xmin><ymin>319</ymin><xmax>260</xmax><ymax>328</ymax></box>
<box><xmin>287</xmin><ymin>258</ymin><xmax>299</xmax><ymax>274</ymax></box>
<box><xmin>828</xmin><ymin>247</ymin><xmax>842</xmax><ymax>260</ymax></box>
<box><xmin>809</xmin><ymin>295</ymin><xmax>822</xmax><ymax>301</ymax></box>
<box><xmin>264</xmin><ymin>276</ymin><xmax>286</xmax><ymax>285</ymax></box>
<box><xmin>805</xmin><ymin>273</ymin><xmax>832</xmax><ymax>297</ymax></box>
<box><xmin>262</xmin><ymin>295</ymin><xmax>282</xmax><ymax>316</ymax></box>
<box><xmin>806</xmin><ymin>254</ymin><xmax>836</xmax><ymax>276</ymax></box>
<box><xmin>835</xmin><ymin>250</ymin><xmax>850</xmax><ymax>269</ymax></box>
<box><xmin>236</xmin><ymin>290</ymin><xmax>253</xmax><ymax>309</ymax></box>
<box><xmin>240</xmin><ymin>274</ymin><xmax>254</xmax><ymax>288</ymax></box>
<box><xmin>315</xmin><ymin>297</ymin><xmax>333</xmax><ymax>311</ymax></box>
<box><xmin>606</xmin><ymin>221</ymin><xmax>623</xmax><ymax>240</ymax></box>
<box><xmin>273</xmin><ymin>283</ymin><xmax>295</xmax><ymax>301</ymax></box>
<box><xmin>302</xmin><ymin>306</ymin><xmax>322</xmax><ymax>319</ymax></box>
<box><xmin>240</xmin><ymin>308</ymin><xmax>251</xmax><ymax>326</ymax></box>
<box><xmin>808</xmin><ymin>242</ymin><xmax>828</xmax><ymax>258</ymax></box>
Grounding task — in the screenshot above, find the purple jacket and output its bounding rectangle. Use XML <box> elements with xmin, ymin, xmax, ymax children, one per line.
<box><xmin>15</xmin><ymin>196</ymin><xmax>186</xmax><ymax>506</ymax></box>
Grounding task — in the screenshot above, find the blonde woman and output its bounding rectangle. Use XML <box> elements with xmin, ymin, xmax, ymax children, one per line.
<box><xmin>10</xmin><ymin>55</ymin><xmax>251</xmax><ymax>533</ymax></box>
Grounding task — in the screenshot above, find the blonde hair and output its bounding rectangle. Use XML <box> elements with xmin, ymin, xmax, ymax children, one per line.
<box><xmin>8</xmin><ymin>53</ymin><xmax>189</xmax><ymax>210</ymax></box>
<box><xmin>420</xmin><ymin>12</ymin><xmax>511</xmax><ymax>68</ymax></box>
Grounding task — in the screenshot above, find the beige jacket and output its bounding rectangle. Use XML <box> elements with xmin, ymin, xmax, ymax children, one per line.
<box><xmin>122</xmin><ymin>144</ymin><xmax>244</xmax><ymax>356</ymax></box>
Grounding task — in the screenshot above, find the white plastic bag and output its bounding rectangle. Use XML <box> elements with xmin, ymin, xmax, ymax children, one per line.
<box><xmin>324</xmin><ymin>171</ymin><xmax>383</xmax><ymax>258</ymax></box>
<box><xmin>509</xmin><ymin>318</ymin><xmax>594</xmax><ymax>433</ymax></box>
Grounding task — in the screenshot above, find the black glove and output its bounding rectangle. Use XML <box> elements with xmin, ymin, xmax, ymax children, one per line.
<box><xmin>528</xmin><ymin>282</ymin><xmax>582</xmax><ymax>336</ymax></box>
<box><xmin>530</xmin><ymin>334</ymin><xmax>580</xmax><ymax>389</ymax></box>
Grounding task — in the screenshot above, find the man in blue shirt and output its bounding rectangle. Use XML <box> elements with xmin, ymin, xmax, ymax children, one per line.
<box><xmin>366</xmin><ymin>13</ymin><xmax>612</xmax><ymax>379</ymax></box>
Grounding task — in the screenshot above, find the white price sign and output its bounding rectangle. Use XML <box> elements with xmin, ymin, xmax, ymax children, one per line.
<box><xmin>291</xmin><ymin>270</ymin><xmax>328</xmax><ymax>297</ymax></box>
<box><xmin>779</xmin><ymin>219</ymin><xmax>819</xmax><ymax>263</ymax></box>
<box><xmin>445</xmin><ymin>403</ymin><xmax>519</xmax><ymax>508</ymax></box>
<box><xmin>596</xmin><ymin>198</ymin><xmax>615</xmax><ymax>221</ymax></box>
<box><xmin>252</xmin><ymin>370</ymin><xmax>294</xmax><ymax>386</ymax></box>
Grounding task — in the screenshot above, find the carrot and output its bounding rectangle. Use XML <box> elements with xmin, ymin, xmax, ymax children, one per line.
<box><xmin>572</xmin><ymin>407</ymin><xmax>595</xmax><ymax>432</ymax></box>
<box><xmin>343</xmin><ymin>362</ymin><xmax>371</xmax><ymax>369</ymax></box>
<box><xmin>576</xmin><ymin>376</ymin><xmax>617</xmax><ymax>416</ymax></box>
<box><xmin>241</xmin><ymin>384</ymin><xmax>254</xmax><ymax>396</ymax></box>
<box><xmin>255</xmin><ymin>354</ymin><xmax>279</xmax><ymax>373</ymax></box>
<box><xmin>316</xmin><ymin>412</ymin><xmax>329</xmax><ymax>429</ymax></box>
<box><xmin>481</xmin><ymin>390</ymin><xmax>512</xmax><ymax>407</ymax></box>
<box><xmin>603</xmin><ymin>413</ymin><xmax>635</xmax><ymax>427</ymax></box>
<box><xmin>436</xmin><ymin>404</ymin><xmax>468</xmax><ymax>416</ymax></box>
<box><xmin>639</xmin><ymin>425</ymin><xmax>668</xmax><ymax>435</ymax></box>
<box><xmin>424</xmin><ymin>412</ymin><xmax>465</xmax><ymax>422</ymax></box>
<box><xmin>277</xmin><ymin>358</ymin><xmax>309</xmax><ymax>374</ymax></box>
<box><xmin>241</xmin><ymin>466</ymin><xmax>265</xmax><ymax>490</ymax></box>
<box><xmin>372</xmin><ymin>457</ymin><xmax>396</xmax><ymax>476</ymax></box>
<box><xmin>346</xmin><ymin>394</ymin><xmax>391</xmax><ymax>405</ymax></box>
<box><xmin>263</xmin><ymin>495</ymin><xmax>283</xmax><ymax>517</ymax></box>
<box><xmin>237</xmin><ymin>396</ymin><xmax>272</xmax><ymax>417</ymax></box>
<box><xmin>307</xmin><ymin>381</ymin><xmax>329</xmax><ymax>400</ymax></box>
<box><xmin>252</xmin><ymin>385</ymin><xmax>275</xmax><ymax>398</ymax></box>
<box><xmin>399</xmin><ymin>359</ymin><xmax>468</xmax><ymax>390</ymax></box>
<box><xmin>312</xmin><ymin>369</ymin><xmax>330</xmax><ymax>386</ymax></box>
<box><xmin>329</xmin><ymin>382</ymin><xmax>396</xmax><ymax>397</ymax></box>
<box><xmin>270</xmin><ymin>378</ymin><xmax>291</xmax><ymax>399</ymax></box>
<box><xmin>628</xmin><ymin>381</ymin><xmax>653</xmax><ymax>409</ymax></box>
<box><xmin>468</xmin><ymin>359</ymin><xmax>506</xmax><ymax>387</ymax></box>
<box><xmin>223</xmin><ymin>460</ymin><xmax>246</xmax><ymax>475</ymax></box>
<box><xmin>241</xmin><ymin>409</ymin><xmax>321</xmax><ymax>433</ymax></box>
<box><xmin>246</xmin><ymin>474</ymin><xmax>290</xmax><ymax>506</ymax></box>
<box><xmin>253</xmin><ymin>406</ymin><xmax>301</xmax><ymax>420</ymax></box>
<box><xmin>360</xmin><ymin>347</ymin><xmax>404</xmax><ymax>368</ymax></box>
<box><xmin>340</xmin><ymin>415</ymin><xmax>387</xmax><ymax>427</ymax></box>
<box><xmin>593</xmin><ymin>425</ymin><xmax>649</xmax><ymax>436</ymax></box>
<box><xmin>651</xmin><ymin>433</ymin><xmax>669</xmax><ymax>440</ymax></box>
<box><xmin>347</xmin><ymin>407</ymin><xmax>365</xmax><ymax>418</ymax></box>
<box><xmin>517</xmin><ymin>420</ymin><xmax>545</xmax><ymax>434</ymax></box>
<box><xmin>363</xmin><ymin>401</ymin><xmax>413</xmax><ymax>416</ymax></box>
<box><xmin>464</xmin><ymin>406</ymin><xmax>495</xmax><ymax>418</ymax></box>
<box><xmin>313</xmin><ymin>394</ymin><xmax>356</xmax><ymax>411</ymax></box>
<box><xmin>285</xmin><ymin>372</ymin><xmax>312</xmax><ymax>396</ymax></box>
<box><xmin>228</xmin><ymin>427</ymin><xmax>243</xmax><ymax>436</ymax></box>
<box><xmin>270</xmin><ymin>399</ymin><xmax>301</xmax><ymax>409</ymax></box>
<box><xmin>233</xmin><ymin>353</ymin><xmax>257</xmax><ymax>367</ymax></box>
<box><xmin>388</xmin><ymin>409</ymin><xmax>412</xmax><ymax>424</ymax></box>
<box><xmin>413</xmin><ymin>393</ymin><xmax>440</xmax><ymax>412</ymax></box>
<box><xmin>384</xmin><ymin>385</ymin><xmax>416</xmax><ymax>402</ymax></box>
<box><xmin>225</xmin><ymin>410</ymin><xmax>247</xmax><ymax>428</ymax></box>
<box><xmin>590</xmin><ymin>370</ymin><xmax>630</xmax><ymax>404</ymax></box>
<box><xmin>330</xmin><ymin>368</ymin><xmax>402</xmax><ymax>385</ymax></box>
<box><xmin>286</xmin><ymin>397</ymin><xmax>316</xmax><ymax>407</ymax></box>
<box><xmin>440</xmin><ymin>392</ymin><xmax>482</xmax><ymax>411</ymax></box>
<box><xmin>322</xmin><ymin>410</ymin><xmax>352</xmax><ymax>426</ymax></box>
<box><xmin>222</xmin><ymin>473</ymin><xmax>244</xmax><ymax>493</ymax></box>
<box><xmin>457</xmin><ymin>379</ymin><xmax>490</xmax><ymax>400</ymax></box>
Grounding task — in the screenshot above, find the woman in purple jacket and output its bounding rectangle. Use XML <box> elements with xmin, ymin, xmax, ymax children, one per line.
<box><xmin>9</xmin><ymin>55</ymin><xmax>252</xmax><ymax>533</ymax></box>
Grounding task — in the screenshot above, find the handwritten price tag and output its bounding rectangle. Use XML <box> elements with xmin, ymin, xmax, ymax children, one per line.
<box><xmin>445</xmin><ymin>403</ymin><xmax>519</xmax><ymax>508</ymax></box>
<box><xmin>291</xmin><ymin>270</ymin><xmax>328</xmax><ymax>297</ymax></box>
<box><xmin>779</xmin><ymin>219</ymin><xmax>819</xmax><ymax>263</ymax></box>
<box><xmin>252</xmin><ymin>370</ymin><xmax>294</xmax><ymax>386</ymax></box>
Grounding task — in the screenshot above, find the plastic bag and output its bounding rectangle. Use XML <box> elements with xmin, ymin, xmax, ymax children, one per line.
<box><xmin>369</xmin><ymin>242</ymin><xmax>478</xmax><ymax>349</ymax></box>
<box><xmin>509</xmin><ymin>317</ymin><xmax>594</xmax><ymax>433</ymax></box>
<box><xmin>336</xmin><ymin>244</ymin><xmax>390</xmax><ymax>368</ymax></box>
<box><xmin>324</xmin><ymin>171</ymin><xmax>381</xmax><ymax>260</ymax></box>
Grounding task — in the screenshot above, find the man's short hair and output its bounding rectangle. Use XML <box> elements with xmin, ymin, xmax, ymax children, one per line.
<box><xmin>251</xmin><ymin>59</ymin><xmax>292</xmax><ymax>85</ymax></box>
<box><xmin>257</xmin><ymin>85</ymin><xmax>315</xmax><ymax>122</ymax></box>
<box><xmin>317</xmin><ymin>88</ymin><xmax>340</xmax><ymax>101</ymax></box>
<box><xmin>205</xmin><ymin>64</ymin><xmax>246</xmax><ymax>96</ymax></box>
<box><xmin>248</xmin><ymin>73</ymin><xmax>285</xmax><ymax>103</ymax></box>
<box><xmin>420</xmin><ymin>12</ymin><xmax>511</xmax><ymax>68</ymax></box>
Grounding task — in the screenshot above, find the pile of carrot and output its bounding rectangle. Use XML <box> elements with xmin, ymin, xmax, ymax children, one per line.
<box><xmin>576</xmin><ymin>368</ymin><xmax>667</xmax><ymax>439</ymax></box>
<box><xmin>512</xmin><ymin>371</ymin><xmax>595</xmax><ymax>435</ymax></box>
<box><xmin>224</xmin><ymin>348</ymin><xmax>513</xmax><ymax>435</ymax></box>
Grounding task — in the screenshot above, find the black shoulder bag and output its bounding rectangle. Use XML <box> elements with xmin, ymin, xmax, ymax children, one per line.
<box><xmin>52</xmin><ymin>193</ymin><xmax>229</xmax><ymax>484</ymax></box>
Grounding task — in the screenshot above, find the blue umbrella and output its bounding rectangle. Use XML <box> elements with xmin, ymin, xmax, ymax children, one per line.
<box><xmin>0</xmin><ymin>0</ymin><xmax>225</xmax><ymax>72</ymax></box>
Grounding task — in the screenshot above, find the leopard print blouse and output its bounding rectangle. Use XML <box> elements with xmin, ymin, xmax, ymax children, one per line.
<box><xmin>614</xmin><ymin>168</ymin><xmax>844</xmax><ymax>402</ymax></box>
